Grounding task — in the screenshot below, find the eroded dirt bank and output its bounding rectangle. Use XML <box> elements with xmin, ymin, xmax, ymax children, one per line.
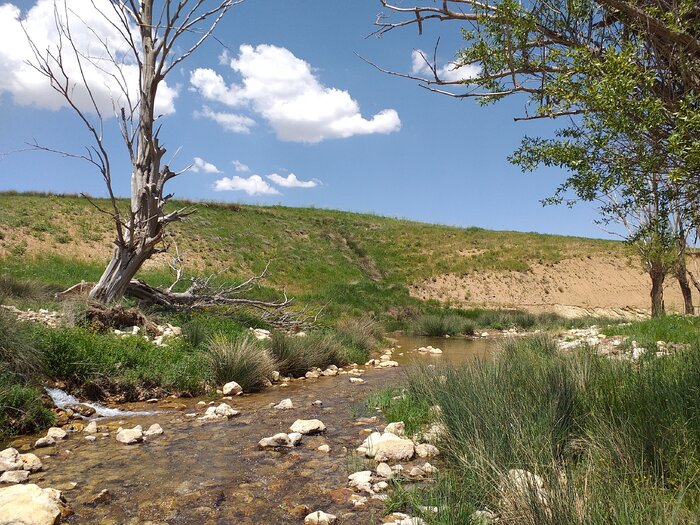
<box><xmin>411</xmin><ymin>255</ymin><xmax>699</xmax><ymax>318</ymax></box>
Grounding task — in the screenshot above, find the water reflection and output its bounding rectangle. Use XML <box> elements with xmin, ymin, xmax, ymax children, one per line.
<box><xmin>390</xmin><ymin>333</ymin><xmax>500</xmax><ymax>366</ymax></box>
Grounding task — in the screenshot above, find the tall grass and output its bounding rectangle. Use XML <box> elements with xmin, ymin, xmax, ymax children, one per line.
<box><xmin>376</xmin><ymin>334</ymin><xmax>700</xmax><ymax>524</ymax></box>
<box><xmin>206</xmin><ymin>333</ymin><xmax>276</xmax><ymax>391</ymax></box>
<box><xmin>268</xmin><ymin>332</ymin><xmax>348</xmax><ymax>377</ymax></box>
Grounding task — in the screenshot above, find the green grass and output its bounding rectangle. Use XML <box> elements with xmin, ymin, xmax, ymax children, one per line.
<box><xmin>0</xmin><ymin>192</ymin><xmax>628</xmax><ymax>322</ymax></box>
<box><xmin>372</xmin><ymin>329</ymin><xmax>700</xmax><ymax>524</ymax></box>
<box><xmin>603</xmin><ymin>315</ymin><xmax>700</xmax><ymax>347</ymax></box>
<box><xmin>205</xmin><ymin>333</ymin><xmax>277</xmax><ymax>391</ymax></box>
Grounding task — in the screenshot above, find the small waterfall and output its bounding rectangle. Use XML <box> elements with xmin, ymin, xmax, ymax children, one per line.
<box><xmin>45</xmin><ymin>387</ymin><xmax>157</xmax><ymax>418</ymax></box>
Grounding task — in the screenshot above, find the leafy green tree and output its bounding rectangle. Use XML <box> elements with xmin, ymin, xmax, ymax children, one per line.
<box><xmin>376</xmin><ymin>0</ymin><xmax>700</xmax><ymax>316</ymax></box>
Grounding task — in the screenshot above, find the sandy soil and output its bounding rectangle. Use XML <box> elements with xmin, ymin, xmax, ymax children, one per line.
<box><xmin>410</xmin><ymin>254</ymin><xmax>700</xmax><ymax>318</ymax></box>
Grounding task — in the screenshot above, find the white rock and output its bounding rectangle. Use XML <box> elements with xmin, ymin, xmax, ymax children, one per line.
<box><xmin>372</xmin><ymin>481</ymin><xmax>389</xmax><ymax>492</ymax></box>
<box><xmin>0</xmin><ymin>484</ymin><xmax>64</xmax><ymax>525</ymax></box>
<box><xmin>251</xmin><ymin>328</ymin><xmax>271</xmax><ymax>341</ymax></box>
<box><xmin>348</xmin><ymin>470</ymin><xmax>372</xmax><ymax>488</ymax></box>
<box><xmin>83</xmin><ymin>421</ymin><xmax>98</xmax><ymax>434</ymax></box>
<box><xmin>321</xmin><ymin>368</ymin><xmax>338</xmax><ymax>377</ymax></box>
<box><xmin>46</xmin><ymin>427</ymin><xmax>67</xmax><ymax>440</ymax></box>
<box><xmin>215</xmin><ymin>403</ymin><xmax>240</xmax><ymax>418</ymax></box>
<box><xmin>376</xmin><ymin>360</ymin><xmax>399</xmax><ymax>368</ymax></box>
<box><xmin>304</xmin><ymin>510</ymin><xmax>337</xmax><ymax>524</ymax></box>
<box><xmin>422</xmin><ymin>422</ymin><xmax>448</xmax><ymax>443</ymax></box>
<box><xmin>360</xmin><ymin>432</ymin><xmax>414</xmax><ymax>462</ymax></box>
<box><xmin>415</xmin><ymin>443</ymin><xmax>439</xmax><ymax>458</ymax></box>
<box><xmin>271</xmin><ymin>371</ymin><xmax>281</xmax><ymax>382</ymax></box>
<box><xmin>499</xmin><ymin>468</ymin><xmax>549</xmax><ymax>513</ymax></box>
<box><xmin>384</xmin><ymin>422</ymin><xmax>405</xmax><ymax>436</ymax></box>
<box><xmin>144</xmin><ymin>424</ymin><xmax>164</xmax><ymax>436</ymax></box>
<box><xmin>19</xmin><ymin>454</ymin><xmax>42</xmax><ymax>473</ymax></box>
<box><xmin>376</xmin><ymin>462</ymin><xmax>393</xmax><ymax>479</ymax></box>
<box><xmin>311</xmin><ymin>400</ymin><xmax>323</xmax><ymax>407</ymax></box>
<box><xmin>409</xmin><ymin>466</ymin><xmax>424</xmax><ymax>477</ymax></box>
<box><xmin>349</xmin><ymin>377</ymin><xmax>365</xmax><ymax>384</ymax></box>
<box><xmin>116</xmin><ymin>426</ymin><xmax>143</xmax><ymax>445</ymax></box>
<box><xmin>258</xmin><ymin>433</ymin><xmax>301</xmax><ymax>449</ymax></box>
<box><xmin>0</xmin><ymin>449</ymin><xmax>23</xmax><ymax>473</ymax></box>
<box><xmin>421</xmin><ymin>462</ymin><xmax>438</xmax><ymax>474</ymax></box>
<box><xmin>471</xmin><ymin>510</ymin><xmax>497</xmax><ymax>524</ymax></box>
<box><xmin>222</xmin><ymin>381</ymin><xmax>243</xmax><ymax>396</ymax></box>
<box><xmin>350</xmin><ymin>494</ymin><xmax>367</xmax><ymax>507</ymax></box>
<box><xmin>290</xmin><ymin>419</ymin><xmax>326</xmax><ymax>435</ymax></box>
<box><xmin>84</xmin><ymin>436</ymin><xmax>96</xmax><ymax>442</ymax></box>
<box><xmin>273</xmin><ymin>399</ymin><xmax>294</xmax><ymax>410</ymax></box>
<box><xmin>305</xmin><ymin>370</ymin><xmax>320</xmax><ymax>379</ymax></box>
<box><xmin>0</xmin><ymin>470</ymin><xmax>29</xmax><ymax>484</ymax></box>
<box><xmin>317</xmin><ymin>444</ymin><xmax>331</xmax><ymax>453</ymax></box>
<box><xmin>33</xmin><ymin>437</ymin><xmax>55</xmax><ymax>449</ymax></box>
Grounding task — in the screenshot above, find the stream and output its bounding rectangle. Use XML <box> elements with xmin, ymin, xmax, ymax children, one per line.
<box><xmin>12</xmin><ymin>336</ymin><xmax>501</xmax><ymax>524</ymax></box>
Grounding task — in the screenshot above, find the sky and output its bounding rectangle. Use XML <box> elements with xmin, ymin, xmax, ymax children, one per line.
<box><xmin>0</xmin><ymin>0</ymin><xmax>611</xmax><ymax>239</ymax></box>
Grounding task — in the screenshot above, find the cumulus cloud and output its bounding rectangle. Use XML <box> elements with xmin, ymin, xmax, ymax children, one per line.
<box><xmin>266</xmin><ymin>173</ymin><xmax>318</xmax><ymax>188</ymax></box>
<box><xmin>190</xmin><ymin>157</ymin><xmax>221</xmax><ymax>173</ymax></box>
<box><xmin>214</xmin><ymin>175</ymin><xmax>280</xmax><ymax>196</ymax></box>
<box><xmin>190</xmin><ymin>44</ymin><xmax>401</xmax><ymax>143</ymax></box>
<box><xmin>411</xmin><ymin>49</ymin><xmax>480</xmax><ymax>82</ymax></box>
<box><xmin>232</xmin><ymin>160</ymin><xmax>250</xmax><ymax>172</ymax></box>
<box><xmin>0</xmin><ymin>1</ymin><xmax>176</xmax><ymax>115</ymax></box>
<box><xmin>194</xmin><ymin>106</ymin><xmax>255</xmax><ymax>133</ymax></box>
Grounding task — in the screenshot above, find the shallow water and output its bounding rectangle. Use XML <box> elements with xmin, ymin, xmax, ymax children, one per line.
<box><xmin>390</xmin><ymin>333</ymin><xmax>500</xmax><ymax>366</ymax></box>
<box><xmin>45</xmin><ymin>387</ymin><xmax>157</xmax><ymax>418</ymax></box>
<box><xmin>19</xmin><ymin>368</ymin><xmax>411</xmax><ymax>524</ymax></box>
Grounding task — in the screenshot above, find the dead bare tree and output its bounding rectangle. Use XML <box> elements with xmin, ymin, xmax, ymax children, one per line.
<box><xmin>25</xmin><ymin>0</ymin><xmax>238</xmax><ymax>304</ymax></box>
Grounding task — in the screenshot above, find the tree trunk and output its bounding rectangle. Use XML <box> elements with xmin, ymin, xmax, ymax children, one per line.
<box><xmin>90</xmin><ymin>245</ymin><xmax>155</xmax><ymax>304</ymax></box>
<box><xmin>649</xmin><ymin>261</ymin><xmax>666</xmax><ymax>317</ymax></box>
<box><xmin>676</xmin><ymin>254</ymin><xmax>694</xmax><ymax>315</ymax></box>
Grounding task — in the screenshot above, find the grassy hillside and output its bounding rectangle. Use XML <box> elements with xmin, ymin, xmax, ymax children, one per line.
<box><xmin>0</xmin><ymin>192</ymin><xmax>626</xmax><ymax>318</ymax></box>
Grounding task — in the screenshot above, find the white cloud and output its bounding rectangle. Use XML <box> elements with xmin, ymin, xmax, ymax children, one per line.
<box><xmin>411</xmin><ymin>49</ymin><xmax>480</xmax><ymax>82</ymax></box>
<box><xmin>190</xmin><ymin>44</ymin><xmax>401</xmax><ymax>143</ymax></box>
<box><xmin>266</xmin><ymin>173</ymin><xmax>318</xmax><ymax>188</ymax></box>
<box><xmin>0</xmin><ymin>1</ymin><xmax>177</xmax><ymax>115</ymax></box>
<box><xmin>194</xmin><ymin>106</ymin><xmax>255</xmax><ymax>133</ymax></box>
<box><xmin>232</xmin><ymin>160</ymin><xmax>250</xmax><ymax>172</ymax></box>
<box><xmin>190</xmin><ymin>157</ymin><xmax>221</xmax><ymax>173</ymax></box>
<box><xmin>214</xmin><ymin>175</ymin><xmax>280</xmax><ymax>196</ymax></box>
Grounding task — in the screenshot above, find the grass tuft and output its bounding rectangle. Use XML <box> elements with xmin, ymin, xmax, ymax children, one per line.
<box><xmin>206</xmin><ymin>333</ymin><xmax>276</xmax><ymax>391</ymax></box>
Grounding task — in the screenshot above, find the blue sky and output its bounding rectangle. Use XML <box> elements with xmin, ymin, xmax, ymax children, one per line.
<box><xmin>0</xmin><ymin>0</ymin><xmax>609</xmax><ymax>239</ymax></box>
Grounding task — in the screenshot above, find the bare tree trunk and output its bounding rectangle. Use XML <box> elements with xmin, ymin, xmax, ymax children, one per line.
<box><xmin>650</xmin><ymin>261</ymin><xmax>666</xmax><ymax>317</ymax></box>
<box><xmin>90</xmin><ymin>246</ymin><xmax>156</xmax><ymax>304</ymax></box>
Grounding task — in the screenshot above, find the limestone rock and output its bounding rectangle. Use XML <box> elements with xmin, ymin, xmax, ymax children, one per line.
<box><xmin>349</xmin><ymin>378</ymin><xmax>365</xmax><ymax>384</ymax></box>
<box><xmin>64</xmin><ymin>403</ymin><xmax>96</xmax><ymax>417</ymax></box>
<box><xmin>116</xmin><ymin>425</ymin><xmax>143</xmax><ymax>445</ymax></box>
<box><xmin>304</xmin><ymin>510</ymin><xmax>337</xmax><ymax>524</ymax></box>
<box><xmin>222</xmin><ymin>381</ymin><xmax>242</xmax><ymax>396</ymax></box>
<box><xmin>144</xmin><ymin>424</ymin><xmax>163</xmax><ymax>436</ymax></box>
<box><xmin>376</xmin><ymin>462</ymin><xmax>393</xmax><ymax>479</ymax></box>
<box><xmin>415</xmin><ymin>443</ymin><xmax>439</xmax><ymax>459</ymax></box>
<box><xmin>0</xmin><ymin>449</ymin><xmax>23</xmax><ymax>473</ymax></box>
<box><xmin>498</xmin><ymin>468</ymin><xmax>549</xmax><ymax>517</ymax></box>
<box><xmin>83</xmin><ymin>421</ymin><xmax>98</xmax><ymax>434</ymax></box>
<box><xmin>348</xmin><ymin>470</ymin><xmax>373</xmax><ymax>492</ymax></box>
<box><xmin>384</xmin><ymin>422</ymin><xmax>405</xmax><ymax>436</ymax></box>
<box><xmin>290</xmin><ymin>419</ymin><xmax>326</xmax><ymax>435</ymax></box>
<box><xmin>358</xmin><ymin>432</ymin><xmax>414</xmax><ymax>461</ymax></box>
<box><xmin>0</xmin><ymin>470</ymin><xmax>29</xmax><ymax>484</ymax></box>
<box><xmin>273</xmin><ymin>399</ymin><xmax>294</xmax><ymax>410</ymax></box>
<box><xmin>46</xmin><ymin>428</ymin><xmax>67</xmax><ymax>441</ymax></box>
<box><xmin>0</xmin><ymin>484</ymin><xmax>65</xmax><ymax>525</ymax></box>
<box><xmin>33</xmin><ymin>437</ymin><xmax>55</xmax><ymax>449</ymax></box>
<box><xmin>258</xmin><ymin>433</ymin><xmax>302</xmax><ymax>449</ymax></box>
<box><xmin>375</xmin><ymin>360</ymin><xmax>399</xmax><ymax>368</ymax></box>
<box><xmin>317</xmin><ymin>444</ymin><xmax>330</xmax><ymax>453</ymax></box>
<box><xmin>19</xmin><ymin>454</ymin><xmax>42</xmax><ymax>473</ymax></box>
<box><xmin>305</xmin><ymin>370</ymin><xmax>320</xmax><ymax>379</ymax></box>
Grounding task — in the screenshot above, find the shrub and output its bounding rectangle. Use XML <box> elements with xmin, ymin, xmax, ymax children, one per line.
<box><xmin>336</xmin><ymin>314</ymin><xmax>385</xmax><ymax>352</ymax></box>
<box><xmin>269</xmin><ymin>331</ymin><xmax>359</xmax><ymax>377</ymax></box>
<box><xmin>0</xmin><ymin>275</ymin><xmax>53</xmax><ymax>300</ymax></box>
<box><xmin>413</xmin><ymin>313</ymin><xmax>470</xmax><ymax>336</ymax></box>
<box><xmin>206</xmin><ymin>333</ymin><xmax>276</xmax><ymax>391</ymax></box>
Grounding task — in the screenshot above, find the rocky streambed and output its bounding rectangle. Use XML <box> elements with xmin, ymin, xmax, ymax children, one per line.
<box><xmin>2</xmin><ymin>361</ymin><xmax>438</xmax><ymax>524</ymax></box>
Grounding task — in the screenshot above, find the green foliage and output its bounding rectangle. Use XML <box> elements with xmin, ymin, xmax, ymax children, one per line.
<box><xmin>268</xmin><ymin>332</ymin><xmax>353</xmax><ymax>377</ymax></box>
<box><xmin>205</xmin><ymin>333</ymin><xmax>276</xmax><ymax>391</ymax></box>
<box><xmin>413</xmin><ymin>314</ymin><xmax>471</xmax><ymax>336</ymax></box>
<box><xmin>31</xmin><ymin>325</ymin><xmax>208</xmax><ymax>398</ymax></box>
<box><xmin>0</xmin><ymin>309</ymin><xmax>45</xmax><ymax>378</ymax></box>
<box><xmin>378</xmin><ymin>332</ymin><xmax>700</xmax><ymax>523</ymax></box>
<box><xmin>0</xmin><ymin>372</ymin><xmax>54</xmax><ymax>442</ymax></box>
<box><xmin>603</xmin><ymin>315</ymin><xmax>700</xmax><ymax>347</ymax></box>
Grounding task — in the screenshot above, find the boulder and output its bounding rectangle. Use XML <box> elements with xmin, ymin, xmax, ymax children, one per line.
<box><xmin>45</xmin><ymin>428</ymin><xmax>67</xmax><ymax>441</ymax></box>
<box><xmin>258</xmin><ymin>433</ymin><xmax>302</xmax><ymax>449</ymax></box>
<box><xmin>64</xmin><ymin>403</ymin><xmax>96</xmax><ymax>417</ymax></box>
<box><xmin>0</xmin><ymin>470</ymin><xmax>29</xmax><ymax>484</ymax></box>
<box><xmin>222</xmin><ymin>381</ymin><xmax>242</xmax><ymax>396</ymax></box>
<box><xmin>415</xmin><ymin>443</ymin><xmax>439</xmax><ymax>459</ymax></box>
<box><xmin>82</xmin><ymin>421</ymin><xmax>98</xmax><ymax>434</ymax></box>
<box><xmin>19</xmin><ymin>454</ymin><xmax>42</xmax><ymax>473</ymax></box>
<box><xmin>358</xmin><ymin>432</ymin><xmax>414</xmax><ymax>462</ymax></box>
<box><xmin>317</xmin><ymin>444</ymin><xmax>331</xmax><ymax>453</ymax></box>
<box><xmin>0</xmin><ymin>484</ymin><xmax>65</xmax><ymax>525</ymax></box>
<box><xmin>0</xmin><ymin>449</ymin><xmax>23</xmax><ymax>473</ymax></box>
<box><xmin>304</xmin><ymin>510</ymin><xmax>337</xmax><ymax>524</ymax></box>
<box><xmin>290</xmin><ymin>419</ymin><xmax>326</xmax><ymax>435</ymax></box>
<box><xmin>116</xmin><ymin>426</ymin><xmax>143</xmax><ymax>445</ymax></box>
<box><xmin>143</xmin><ymin>424</ymin><xmax>163</xmax><ymax>437</ymax></box>
<box><xmin>375</xmin><ymin>360</ymin><xmax>399</xmax><ymax>368</ymax></box>
<box><xmin>384</xmin><ymin>422</ymin><xmax>405</xmax><ymax>436</ymax></box>
<box><xmin>273</xmin><ymin>399</ymin><xmax>294</xmax><ymax>410</ymax></box>
<box><xmin>305</xmin><ymin>370</ymin><xmax>320</xmax><ymax>379</ymax></box>
<box><xmin>376</xmin><ymin>462</ymin><xmax>393</xmax><ymax>479</ymax></box>
<box><xmin>348</xmin><ymin>470</ymin><xmax>373</xmax><ymax>493</ymax></box>
<box><xmin>33</xmin><ymin>438</ymin><xmax>55</xmax><ymax>449</ymax></box>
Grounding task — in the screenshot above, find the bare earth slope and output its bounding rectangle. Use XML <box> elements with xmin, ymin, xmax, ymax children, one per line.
<box><xmin>411</xmin><ymin>254</ymin><xmax>699</xmax><ymax>318</ymax></box>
